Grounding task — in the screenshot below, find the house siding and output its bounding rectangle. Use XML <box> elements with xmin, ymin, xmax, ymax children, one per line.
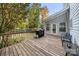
<box><xmin>63</xmin><ymin>3</ymin><xmax>70</xmax><ymax>9</ymax></box>
<box><xmin>70</xmin><ymin>4</ymin><xmax>79</xmax><ymax>46</ymax></box>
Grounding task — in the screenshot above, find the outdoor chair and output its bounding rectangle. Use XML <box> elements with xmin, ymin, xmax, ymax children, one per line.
<box><xmin>64</xmin><ymin>40</ymin><xmax>79</xmax><ymax>56</ymax></box>
<box><xmin>61</xmin><ymin>33</ymin><xmax>72</xmax><ymax>47</ymax></box>
<box><xmin>61</xmin><ymin>33</ymin><xmax>79</xmax><ymax>56</ymax></box>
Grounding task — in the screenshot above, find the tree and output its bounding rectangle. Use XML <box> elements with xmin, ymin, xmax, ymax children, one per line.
<box><xmin>28</xmin><ymin>3</ymin><xmax>41</xmax><ymax>29</ymax></box>
<box><xmin>0</xmin><ymin>3</ymin><xmax>30</xmax><ymax>33</ymax></box>
<box><xmin>0</xmin><ymin>3</ymin><xmax>30</xmax><ymax>47</ymax></box>
<box><xmin>40</xmin><ymin>6</ymin><xmax>48</xmax><ymax>21</ymax></box>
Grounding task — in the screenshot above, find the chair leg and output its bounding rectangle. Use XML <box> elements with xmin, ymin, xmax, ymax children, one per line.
<box><xmin>65</xmin><ymin>52</ymin><xmax>68</xmax><ymax>56</ymax></box>
<box><xmin>61</xmin><ymin>36</ymin><xmax>63</xmax><ymax>46</ymax></box>
<box><xmin>62</xmin><ymin>41</ymin><xmax>63</xmax><ymax>46</ymax></box>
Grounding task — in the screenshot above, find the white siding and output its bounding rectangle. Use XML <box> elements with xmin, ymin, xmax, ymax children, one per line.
<box><xmin>70</xmin><ymin>4</ymin><xmax>79</xmax><ymax>46</ymax></box>
<box><xmin>63</xmin><ymin>3</ymin><xmax>70</xmax><ymax>9</ymax></box>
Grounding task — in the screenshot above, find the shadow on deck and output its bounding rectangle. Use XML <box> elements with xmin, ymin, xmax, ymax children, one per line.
<box><xmin>0</xmin><ymin>35</ymin><xmax>65</xmax><ymax>56</ymax></box>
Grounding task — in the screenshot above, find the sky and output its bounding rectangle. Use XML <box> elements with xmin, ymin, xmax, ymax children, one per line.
<box><xmin>41</xmin><ymin>3</ymin><xmax>64</xmax><ymax>16</ymax></box>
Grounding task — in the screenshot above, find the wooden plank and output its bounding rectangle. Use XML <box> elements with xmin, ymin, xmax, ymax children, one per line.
<box><xmin>12</xmin><ymin>45</ymin><xmax>18</xmax><ymax>56</ymax></box>
<box><xmin>1</xmin><ymin>48</ymin><xmax>6</xmax><ymax>56</ymax></box>
<box><xmin>17</xmin><ymin>43</ymin><xmax>26</xmax><ymax>56</ymax></box>
<box><xmin>5</xmin><ymin>47</ymin><xmax>9</xmax><ymax>56</ymax></box>
<box><xmin>9</xmin><ymin>46</ymin><xmax>14</xmax><ymax>56</ymax></box>
<box><xmin>37</xmin><ymin>36</ymin><xmax>64</xmax><ymax>55</ymax></box>
<box><xmin>36</xmin><ymin>40</ymin><xmax>63</xmax><ymax>55</ymax></box>
<box><xmin>25</xmin><ymin>42</ymin><xmax>41</xmax><ymax>56</ymax></box>
<box><xmin>19</xmin><ymin>43</ymin><xmax>30</xmax><ymax>56</ymax></box>
<box><xmin>26</xmin><ymin>41</ymin><xmax>45</xmax><ymax>56</ymax></box>
<box><xmin>14</xmin><ymin>44</ymin><xmax>22</xmax><ymax>56</ymax></box>
<box><xmin>23</xmin><ymin>42</ymin><xmax>36</xmax><ymax>56</ymax></box>
<box><xmin>28</xmin><ymin>40</ymin><xmax>55</xmax><ymax>56</ymax></box>
<box><xmin>0</xmin><ymin>49</ymin><xmax>2</xmax><ymax>56</ymax></box>
<box><xmin>29</xmin><ymin>39</ymin><xmax>59</xmax><ymax>56</ymax></box>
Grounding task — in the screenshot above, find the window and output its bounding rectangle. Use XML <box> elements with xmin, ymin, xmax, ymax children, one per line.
<box><xmin>46</xmin><ymin>24</ymin><xmax>50</xmax><ymax>31</ymax></box>
<box><xmin>59</xmin><ymin>22</ymin><xmax>66</xmax><ymax>32</ymax></box>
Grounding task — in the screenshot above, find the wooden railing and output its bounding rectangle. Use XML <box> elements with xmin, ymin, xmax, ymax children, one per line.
<box><xmin>0</xmin><ymin>31</ymin><xmax>34</xmax><ymax>49</ymax></box>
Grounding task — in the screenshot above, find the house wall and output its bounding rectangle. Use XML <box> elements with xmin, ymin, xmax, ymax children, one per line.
<box><xmin>44</xmin><ymin>9</ymin><xmax>69</xmax><ymax>36</ymax></box>
<box><xmin>63</xmin><ymin>3</ymin><xmax>70</xmax><ymax>9</ymax></box>
<box><xmin>70</xmin><ymin>4</ymin><xmax>79</xmax><ymax>46</ymax></box>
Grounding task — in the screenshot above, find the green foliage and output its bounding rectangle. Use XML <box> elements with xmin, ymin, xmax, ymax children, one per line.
<box><xmin>0</xmin><ymin>3</ymin><xmax>30</xmax><ymax>48</ymax></box>
<box><xmin>17</xmin><ymin>22</ymin><xmax>27</xmax><ymax>31</ymax></box>
<box><xmin>28</xmin><ymin>4</ymin><xmax>41</xmax><ymax>29</ymax></box>
<box><xmin>0</xmin><ymin>35</ymin><xmax>25</xmax><ymax>48</ymax></box>
<box><xmin>0</xmin><ymin>3</ymin><xmax>30</xmax><ymax>33</ymax></box>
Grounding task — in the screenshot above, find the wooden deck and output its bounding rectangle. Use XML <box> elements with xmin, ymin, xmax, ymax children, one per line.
<box><xmin>0</xmin><ymin>35</ymin><xmax>65</xmax><ymax>56</ymax></box>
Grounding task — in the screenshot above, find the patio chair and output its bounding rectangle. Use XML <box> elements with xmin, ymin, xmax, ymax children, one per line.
<box><xmin>69</xmin><ymin>40</ymin><xmax>79</xmax><ymax>56</ymax></box>
<box><xmin>61</xmin><ymin>33</ymin><xmax>72</xmax><ymax>48</ymax></box>
<box><xmin>63</xmin><ymin>39</ymin><xmax>79</xmax><ymax>56</ymax></box>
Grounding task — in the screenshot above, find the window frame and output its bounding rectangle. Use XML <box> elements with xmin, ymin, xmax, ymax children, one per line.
<box><xmin>59</xmin><ymin>22</ymin><xmax>66</xmax><ymax>32</ymax></box>
<box><xmin>46</xmin><ymin>23</ymin><xmax>50</xmax><ymax>31</ymax></box>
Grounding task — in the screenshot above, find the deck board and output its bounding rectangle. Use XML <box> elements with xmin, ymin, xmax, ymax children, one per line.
<box><xmin>27</xmin><ymin>40</ymin><xmax>56</xmax><ymax>56</ymax></box>
<box><xmin>5</xmin><ymin>47</ymin><xmax>9</xmax><ymax>56</ymax></box>
<box><xmin>20</xmin><ymin>43</ymin><xmax>30</xmax><ymax>56</ymax></box>
<box><xmin>30</xmin><ymin>40</ymin><xmax>60</xmax><ymax>55</ymax></box>
<box><xmin>12</xmin><ymin>45</ymin><xmax>18</xmax><ymax>56</ymax></box>
<box><xmin>26</xmin><ymin>41</ymin><xmax>45</xmax><ymax>56</ymax></box>
<box><xmin>25</xmin><ymin>42</ymin><xmax>40</xmax><ymax>56</ymax></box>
<box><xmin>9</xmin><ymin>46</ymin><xmax>14</xmax><ymax>56</ymax></box>
<box><xmin>22</xmin><ymin>42</ymin><xmax>33</xmax><ymax>56</ymax></box>
<box><xmin>0</xmin><ymin>49</ymin><xmax>2</xmax><ymax>56</ymax></box>
<box><xmin>0</xmin><ymin>35</ymin><xmax>65</xmax><ymax>56</ymax></box>
<box><xmin>14</xmin><ymin>44</ymin><xmax>22</xmax><ymax>56</ymax></box>
<box><xmin>28</xmin><ymin>36</ymin><xmax>65</xmax><ymax>56</ymax></box>
<box><xmin>17</xmin><ymin>43</ymin><xmax>27</xmax><ymax>56</ymax></box>
<box><xmin>26</xmin><ymin>42</ymin><xmax>45</xmax><ymax>56</ymax></box>
<box><xmin>1</xmin><ymin>48</ymin><xmax>6</xmax><ymax>56</ymax></box>
<box><xmin>24</xmin><ymin>42</ymin><xmax>36</xmax><ymax>56</ymax></box>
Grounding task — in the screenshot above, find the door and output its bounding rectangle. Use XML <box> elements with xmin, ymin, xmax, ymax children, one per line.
<box><xmin>52</xmin><ymin>24</ymin><xmax>57</xmax><ymax>34</ymax></box>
